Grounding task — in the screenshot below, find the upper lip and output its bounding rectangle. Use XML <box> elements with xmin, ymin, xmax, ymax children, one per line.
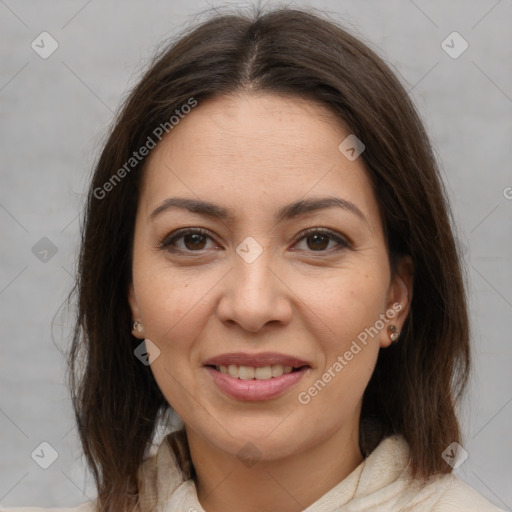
<box><xmin>203</xmin><ymin>352</ymin><xmax>311</xmax><ymax>368</ymax></box>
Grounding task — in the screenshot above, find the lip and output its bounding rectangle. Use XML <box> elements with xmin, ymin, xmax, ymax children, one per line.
<box><xmin>204</xmin><ymin>365</ymin><xmax>310</xmax><ymax>401</ymax></box>
<box><xmin>203</xmin><ymin>351</ymin><xmax>311</xmax><ymax>368</ymax></box>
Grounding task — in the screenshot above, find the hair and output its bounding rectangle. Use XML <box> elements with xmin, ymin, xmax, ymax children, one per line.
<box><xmin>67</xmin><ymin>5</ymin><xmax>470</xmax><ymax>511</ymax></box>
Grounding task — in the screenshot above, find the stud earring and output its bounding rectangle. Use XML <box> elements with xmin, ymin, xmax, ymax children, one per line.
<box><xmin>133</xmin><ymin>321</ymin><xmax>143</xmax><ymax>333</ymax></box>
<box><xmin>388</xmin><ymin>324</ymin><xmax>400</xmax><ymax>343</ymax></box>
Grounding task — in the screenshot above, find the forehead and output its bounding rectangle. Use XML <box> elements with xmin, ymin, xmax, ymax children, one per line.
<box><xmin>140</xmin><ymin>93</ymin><xmax>380</xmax><ymax>227</ymax></box>
<box><xmin>147</xmin><ymin>93</ymin><xmax>347</xmax><ymax>171</ymax></box>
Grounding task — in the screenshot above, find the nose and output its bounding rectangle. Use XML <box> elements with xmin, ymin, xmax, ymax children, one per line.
<box><xmin>216</xmin><ymin>246</ymin><xmax>293</xmax><ymax>333</ymax></box>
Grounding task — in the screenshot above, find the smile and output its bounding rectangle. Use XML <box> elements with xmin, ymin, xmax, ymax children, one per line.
<box><xmin>204</xmin><ymin>365</ymin><xmax>310</xmax><ymax>401</ymax></box>
<box><xmin>213</xmin><ymin>363</ymin><xmax>301</xmax><ymax>380</ymax></box>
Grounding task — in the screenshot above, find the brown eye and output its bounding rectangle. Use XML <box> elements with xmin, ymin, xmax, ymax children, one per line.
<box><xmin>294</xmin><ymin>229</ymin><xmax>350</xmax><ymax>253</ymax></box>
<box><xmin>182</xmin><ymin>233</ymin><xmax>207</xmax><ymax>250</ymax></box>
<box><xmin>306</xmin><ymin>233</ymin><xmax>330</xmax><ymax>251</ymax></box>
<box><xmin>160</xmin><ymin>228</ymin><xmax>215</xmax><ymax>254</ymax></box>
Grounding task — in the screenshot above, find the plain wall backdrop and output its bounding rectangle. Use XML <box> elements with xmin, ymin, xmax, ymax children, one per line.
<box><xmin>1</xmin><ymin>0</ymin><xmax>511</xmax><ymax>508</ymax></box>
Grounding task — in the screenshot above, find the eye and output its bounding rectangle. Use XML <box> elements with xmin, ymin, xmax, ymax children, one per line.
<box><xmin>160</xmin><ymin>228</ymin><xmax>217</xmax><ymax>253</ymax></box>
<box><xmin>293</xmin><ymin>228</ymin><xmax>350</xmax><ymax>252</ymax></box>
<box><xmin>159</xmin><ymin>227</ymin><xmax>350</xmax><ymax>255</ymax></box>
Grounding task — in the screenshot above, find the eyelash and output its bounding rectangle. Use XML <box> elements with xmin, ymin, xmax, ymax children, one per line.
<box><xmin>159</xmin><ymin>227</ymin><xmax>351</xmax><ymax>255</ymax></box>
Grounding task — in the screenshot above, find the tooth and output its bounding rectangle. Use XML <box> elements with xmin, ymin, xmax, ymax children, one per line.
<box><xmin>227</xmin><ymin>365</ymin><xmax>239</xmax><ymax>378</ymax></box>
<box><xmin>255</xmin><ymin>366</ymin><xmax>272</xmax><ymax>380</ymax></box>
<box><xmin>238</xmin><ymin>366</ymin><xmax>255</xmax><ymax>380</ymax></box>
<box><xmin>216</xmin><ymin>363</ymin><xmax>296</xmax><ymax>379</ymax></box>
<box><xmin>271</xmin><ymin>365</ymin><xmax>284</xmax><ymax>377</ymax></box>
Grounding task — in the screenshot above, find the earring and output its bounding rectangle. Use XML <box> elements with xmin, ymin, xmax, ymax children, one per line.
<box><xmin>388</xmin><ymin>324</ymin><xmax>400</xmax><ymax>343</ymax></box>
<box><xmin>133</xmin><ymin>321</ymin><xmax>143</xmax><ymax>333</ymax></box>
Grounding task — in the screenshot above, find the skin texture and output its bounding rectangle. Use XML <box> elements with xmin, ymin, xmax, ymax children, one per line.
<box><xmin>128</xmin><ymin>92</ymin><xmax>413</xmax><ymax>512</ymax></box>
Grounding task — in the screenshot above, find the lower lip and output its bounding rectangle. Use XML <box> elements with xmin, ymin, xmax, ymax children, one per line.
<box><xmin>204</xmin><ymin>366</ymin><xmax>309</xmax><ymax>401</ymax></box>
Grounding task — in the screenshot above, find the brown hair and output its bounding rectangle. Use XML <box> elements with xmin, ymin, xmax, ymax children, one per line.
<box><xmin>68</xmin><ymin>5</ymin><xmax>470</xmax><ymax>511</ymax></box>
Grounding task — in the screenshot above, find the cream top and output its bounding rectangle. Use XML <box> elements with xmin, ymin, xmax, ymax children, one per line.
<box><xmin>1</xmin><ymin>430</ymin><xmax>504</xmax><ymax>511</ymax></box>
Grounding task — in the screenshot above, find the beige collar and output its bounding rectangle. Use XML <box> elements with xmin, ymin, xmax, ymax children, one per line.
<box><xmin>135</xmin><ymin>429</ymin><xmax>414</xmax><ymax>512</ymax></box>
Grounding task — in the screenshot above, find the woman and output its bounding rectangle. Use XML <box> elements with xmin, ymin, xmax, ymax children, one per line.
<box><xmin>3</xmin><ymin>6</ymin><xmax>504</xmax><ymax>512</ymax></box>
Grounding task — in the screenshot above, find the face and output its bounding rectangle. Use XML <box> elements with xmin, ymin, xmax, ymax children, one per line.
<box><xmin>128</xmin><ymin>92</ymin><xmax>412</xmax><ymax>461</ymax></box>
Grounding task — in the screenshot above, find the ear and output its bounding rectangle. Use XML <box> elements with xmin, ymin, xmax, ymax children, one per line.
<box><xmin>380</xmin><ymin>255</ymin><xmax>414</xmax><ymax>348</ymax></box>
<box><xmin>128</xmin><ymin>282</ymin><xmax>145</xmax><ymax>339</ymax></box>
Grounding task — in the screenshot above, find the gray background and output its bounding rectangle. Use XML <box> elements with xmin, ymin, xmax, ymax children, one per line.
<box><xmin>1</xmin><ymin>0</ymin><xmax>511</xmax><ymax>508</ymax></box>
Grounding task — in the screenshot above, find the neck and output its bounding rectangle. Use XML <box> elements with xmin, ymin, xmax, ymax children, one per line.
<box><xmin>186</xmin><ymin>422</ymin><xmax>364</xmax><ymax>512</ymax></box>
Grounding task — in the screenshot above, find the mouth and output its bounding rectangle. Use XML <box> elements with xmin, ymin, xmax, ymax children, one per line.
<box><xmin>205</xmin><ymin>363</ymin><xmax>310</xmax><ymax>380</ymax></box>
<box><xmin>202</xmin><ymin>352</ymin><xmax>312</xmax><ymax>401</ymax></box>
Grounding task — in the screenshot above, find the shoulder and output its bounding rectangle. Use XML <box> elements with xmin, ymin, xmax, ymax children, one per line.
<box><xmin>357</xmin><ymin>435</ymin><xmax>504</xmax><ymax>512</ymax></box>
<box><xmin>432</xmin><ymin>474</ymin><xmax>505</xmax><ymax>511</ymax></box>
<box><xmin>412</xmin><ymin>473</ymin><xmax>505</xmax><ymax>511</ymax></box>
<box><xmin>0</xmin><ymin>502</ymin><xmax>94</xmax><ymax>512</ymax></box>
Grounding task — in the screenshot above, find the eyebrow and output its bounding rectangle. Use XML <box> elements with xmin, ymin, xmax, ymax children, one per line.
<box><xmin>149</xmin><ymin>196</ymin><xmax>368</xmax><ymax>224</ymax></box>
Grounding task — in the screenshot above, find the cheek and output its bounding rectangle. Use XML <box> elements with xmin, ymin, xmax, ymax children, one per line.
<box><xmin>296</xmin><ymin>271</ymin><xmax>384</xmax><ymax>421</ymax></box>
<box><xmin>132</xmin><ymin>246</ymin><xmax>212</xmax><ymax>335</ymax></box>
<box><xmin>134</xmin><ymin>269</ymin><xmax>212</xmax><ymax>412</ymax></box>
<box><xmin>296</xmin><ymin>265</ymin><xmax>389</xmax><ymax>346</ymax></box>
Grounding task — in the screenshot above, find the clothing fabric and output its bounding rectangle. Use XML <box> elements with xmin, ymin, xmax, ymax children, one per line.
<box><xmin>1</xmin><ymin>429</ymin><xmax>504</xmax><ymax>511</ymax></box>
